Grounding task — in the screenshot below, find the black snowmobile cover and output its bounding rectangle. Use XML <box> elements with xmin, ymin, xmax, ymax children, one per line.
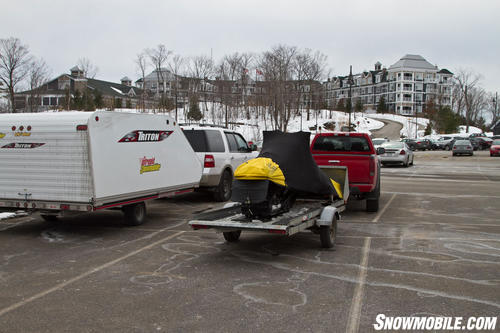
<box><xmin>258</xmin><ymin>131</ymin><xmax>334</xmax><ymax>195</ymax></box>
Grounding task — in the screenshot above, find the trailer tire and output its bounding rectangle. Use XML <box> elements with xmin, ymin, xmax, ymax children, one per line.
<box><xmin>122</xmin><ymin>202</ymin><xmax>146</xmax><ymax>226</ymax></box>
<box><xmin>319</xmin><ymin>215</ymin><xmax>337</xmax><ymax>248</ymax></box>
<box><xmin>41</xmin><ymin>214</ymin><xmax>58</xmax><ymax>222</ymax></box>
<box><xmin>223</xmin><ymin>230</ymin><xmax>241</xmax><ymax>242</ymax></box>
<box><xmin>214</xmin><ymin>170</ymin><xmax>232</xmax><ymax>202</ymax></box>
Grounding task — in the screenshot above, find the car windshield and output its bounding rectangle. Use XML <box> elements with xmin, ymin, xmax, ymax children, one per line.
<box><xmin>454</xmin><ymin>140</ymin><xmax>470</xmax><ymax>145</ymax></box>
<box><xmin>492</xmin><ymin>140</ymin><xmax>500</xmax><ymax>145</ymax></box>
<box><xmin>381</xmin><ymin>142</ymin><xmax>404</xmax><ymax>148</ymax></box>
<box><xmin>372</xmin><ymin>139</ymin><xmax>386</xmax><ymax>145</ymax></box>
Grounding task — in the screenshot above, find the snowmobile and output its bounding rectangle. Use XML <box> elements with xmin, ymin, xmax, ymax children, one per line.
<box><xmin>231</xmin><ymin>131</ymin><xmax>342</xmax><ymax>220</ymax></box>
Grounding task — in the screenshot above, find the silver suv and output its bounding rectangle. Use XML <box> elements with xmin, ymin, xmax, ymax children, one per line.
<box><xmin>182</xmin><ymin>126</ymin><xmax>257</xmax><ymax>201</ymax></box>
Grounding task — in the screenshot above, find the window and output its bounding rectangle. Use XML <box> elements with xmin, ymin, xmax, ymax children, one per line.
<box><xmin>312</xmin><ymin>136</ymin><xmax>370</xmax><ymax>152</ymax></box>
<box><xmin>225</xmin><ymin>132</ymin><xmax>248</xmax><ymax>152</ymax></box>
<box><xmin>183</xmin><ymin>129</ymin><xmax>225</xmax><ymax>153</ymax></box>
<box><xmin>43</xmin><ymin>97</ymin><xmax>50</xmax><ymax>106</ymax></box>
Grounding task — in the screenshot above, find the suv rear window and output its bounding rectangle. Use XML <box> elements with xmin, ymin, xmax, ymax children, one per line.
<box><xmin>313</xmin><ymin>135</ymin><xmax>370</xmax><ymax>152</ymax></box>
<box><xmin>183</xmin><ymin>129</ymin><xmax>225</xmax><ymax>152</ymax></box>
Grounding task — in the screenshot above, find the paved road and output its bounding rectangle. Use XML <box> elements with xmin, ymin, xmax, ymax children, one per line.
<box><xmin>370</xmin><ymin>118</ymin><xmax>403</xmax><ymax>140</ymax></box>
<box><xmin>0</xmin><ymin>151</ymin><xmax>499</xmax><ymax>332</ymax></box>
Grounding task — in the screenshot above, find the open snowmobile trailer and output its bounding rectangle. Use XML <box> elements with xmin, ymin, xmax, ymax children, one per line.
<box><xmin>189</xmin><ymin>165</ymin><xmax>349</xmax><ymax>248</ymax></box>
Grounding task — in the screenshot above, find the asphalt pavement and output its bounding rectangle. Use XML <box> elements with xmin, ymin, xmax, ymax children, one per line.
<box><xmin>0</xmin><ymin>150</ymin><xmax>499</xmax><ymax>332</ymax></box>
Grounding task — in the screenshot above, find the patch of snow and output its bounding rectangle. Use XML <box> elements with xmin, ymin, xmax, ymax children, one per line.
<box><xmin>110</xmin><ymin>87</ymin><xmax>124</xmax><ymax>95</ymax></box>
<box><xmin>0</xmin><ymin>212</ymin><xmax>15</xmax><ymax>220</ymax></box>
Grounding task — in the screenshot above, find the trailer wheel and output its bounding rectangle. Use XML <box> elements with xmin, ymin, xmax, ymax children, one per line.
<box><xmin>214</xmin><ymin>170</ymin><xmax>232</xmax><ymax>202</ymax></box>
<box><xmin>122</xmin><ymin>202</ymin><xmax>146</xmax><ymax>226</ymax></box>
<box><xmin>223</xmin><ymin>230</ymin><xmax>241</xmax><ymax>242</ymax></box>
<box><xmin>319</xmin><ymin>215</ymin><xmax>337</xmax><ymax>248</ymax></box>
<box><xmin>41</xmin><ymin>214</ymin><xmax>58</xmax><ymax>222</ymax></box>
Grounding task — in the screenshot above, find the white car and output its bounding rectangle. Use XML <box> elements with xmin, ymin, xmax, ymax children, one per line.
<box><xmin>372</xmin><ymin>138</ymin><xmax>390</xmax><ymax>149</ymax></box>
<box><xmin>182</xmin><ymin>126</ymin><xmax>258</xmax><ymax>201</ymax></box>
<box><xmin>379</xmin><ymin>141</ymin><xmax>414</xmax><ymax>167</ymax></box>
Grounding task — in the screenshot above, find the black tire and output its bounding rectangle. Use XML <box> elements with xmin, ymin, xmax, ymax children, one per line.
<box><xmin>223</xmin><ymin>230</ymin><xmax>241</xmax><ymax>242</ymax></box>
<box><xmin>41</xmin><ymin>214</ymin><xmax>58</xmax><ymax>222</ymax></box>
<box><xmin>122</xmin><ymin>202</ymin><xmax>146</xmax><ymax>226</ymax></box>
<box><xmin>452</xmin><ymin>153</ymin><xmax>456</xmax><ymax>156</ymax></box>
<box><xmin>213</xmin><ymin>170</ymin><xmax>232</xmax><ymax>202</ymax></box>
<box><xmin>366</xmin><ymin>198</ymin><xmax>379</xmax><ymax>212</ymax></box>
<box><xmin>409</xmin><ymin>156</ymin><xmax>414</xmax><ymax>166</ymax></box>
<box><xmin>319</xmin><ymin>216</ymin><xmax>337</xmax><ymax>248</ymax></box>
<box><xmin>403</xmin><ymin>157</ymin><xmax>409</xmax><ymax>167</ymax></box>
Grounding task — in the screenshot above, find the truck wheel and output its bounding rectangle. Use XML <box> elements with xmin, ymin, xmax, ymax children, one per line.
<box><xmin>319</xmin><ymin>215</ymin><xmax>337</xmax><ymax>248</ymax></box>
<box><xmin>41</xmin><ymin>214</ymin><xmax>58</xmax><ymax>222</ymax></box>
<box><xmin>214</xmin><ymin>170</ymin><xmax>232</xmax><ymax>202</ymax></box>
<box><xmin>223</xmin><ymin>230</ymin><xmax>241</xmax><ymax>242</ymax></box>
<box><xmin>122</xmin><ymin>202</ymin><xmax>146</xmax><ymax>226</ymax></box>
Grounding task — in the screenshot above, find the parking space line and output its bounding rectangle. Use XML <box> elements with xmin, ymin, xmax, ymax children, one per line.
<box><xmin>0</xmin><ymin>230</ymin><xmax>185</xmax><ymax>318</ymax></box>
<box><xmin>346</xmin><ymin>237</ymin><xmax>371</xmax><ymax>333</ymax></box>
<box><xmin>372</xmin><ymin>193</ymin><xmax>396</xmax><ymax>223</ymax></box>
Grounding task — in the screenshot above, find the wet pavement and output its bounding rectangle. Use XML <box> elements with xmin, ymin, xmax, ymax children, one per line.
<box><xmin>0</xmin><ymin>150</ymin><xmax>499</xmax><ymax>332</ymax></box>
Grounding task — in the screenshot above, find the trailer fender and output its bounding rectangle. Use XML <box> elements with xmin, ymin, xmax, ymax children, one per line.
<box><xmin>316</xmin><ymin>206</ymin><xmax>339</xmax><ymax>227</ymax></box>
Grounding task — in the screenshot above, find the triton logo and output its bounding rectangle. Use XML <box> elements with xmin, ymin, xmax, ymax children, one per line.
<box><xmin>118</xmin><ymin>130</ymin><xmax>173</xmax><ymax>143</ymax></box>
<box><xmin>1</xmin><ymin>143</ymin><xmax>45</xmax><ymax>149</ymax></box>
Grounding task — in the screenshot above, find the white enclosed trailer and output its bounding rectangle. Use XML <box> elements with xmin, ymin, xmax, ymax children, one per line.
<box><xmin>0</xmin><ymin>111</ymin><xmax>202</xmax><ymax>225</ymax></box>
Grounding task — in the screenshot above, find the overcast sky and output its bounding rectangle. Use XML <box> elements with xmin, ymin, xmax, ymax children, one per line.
<box><xmin>3</xmin><ymin>0</ymin><xmax>500</xmax><ymax>92</ymax></box>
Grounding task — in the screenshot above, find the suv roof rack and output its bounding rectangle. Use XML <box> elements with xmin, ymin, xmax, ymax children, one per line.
<box><xmin>179</xmin><ymin>123</ymin><xmax>227</xmax><ymax>129</ymax></box>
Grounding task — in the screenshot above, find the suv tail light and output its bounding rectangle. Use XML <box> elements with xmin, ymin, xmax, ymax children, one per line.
<box><xmin>399</xmin><ymin>150</ymin><xmax>406</xmax><ymax>155</ymax></box>
<box><xmin>467</xmin><ymin>146</ymin><xmax>472</xmax><ymax>149</ymax></box>
<box><xmin>204</xmin><ymin>154</ymin><xmax>215</xmax><ymax>168</ymax></box>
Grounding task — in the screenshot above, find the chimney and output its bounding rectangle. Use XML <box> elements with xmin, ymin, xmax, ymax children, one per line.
<box><xmin>375</xmin><ymin>61</ymin><xmax>382</xmax><ymax>71</ymax></box>
<box><xmin>121</xmin><ymin>76</ymin><xmax>132</xmax><ymax>86</ymax></box>
<box><xmin>70</xmin><ymin>66</ymin><xmax>84</xmax><ymax>78</ymax></box>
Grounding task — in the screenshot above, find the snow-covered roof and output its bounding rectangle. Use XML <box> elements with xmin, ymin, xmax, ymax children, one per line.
<box><xmin>388</xmin><ymin>54</ymin><xmax>438</xmax><ymax>72</ymax></box>
<box><xmin>121</xmin><ymin>76</ymin><xmax>131</xmax><ymax>82</ymax></box>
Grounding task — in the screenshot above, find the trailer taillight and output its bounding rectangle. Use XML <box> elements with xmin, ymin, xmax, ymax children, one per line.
<box><xmin>204</xmin><ymin>155</ymin><xmax>215</xmax><ymax>168</ymax></box>
<box><xmin>76</xmin><ymin>125</ymin><xmax>88</xmax><ymax>131</ymax></box>
<box><xmin>60</xmin><ymin>204</ymin><xmax>70</xmax><ymax>210</ymax></box>
<box><xmin>191</xmin><ymin>224</ymin><xmax>209</xmax><ymax>230</ymax></box>
<box><xmin>268</xmin><ymin>229</ymin><xmax>287</xmax><ymax>235</ymax></box>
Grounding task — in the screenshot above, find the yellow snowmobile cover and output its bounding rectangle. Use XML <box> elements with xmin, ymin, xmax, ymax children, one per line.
<box><xmin>235</xmin><ymin>131</ymin><xmax>342</xmax><ymax>199</ymax></box>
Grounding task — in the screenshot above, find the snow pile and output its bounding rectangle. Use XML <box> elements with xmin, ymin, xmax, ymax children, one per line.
<box><xmin>0</xmin><ymin>212</ymin><xmax>15</xmax><ymax>220</ymax></box>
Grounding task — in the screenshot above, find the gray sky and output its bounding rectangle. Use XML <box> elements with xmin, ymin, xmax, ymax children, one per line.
<box><xmin>3</xmin><ymin>0</ymin><xmax>500</xmax><ymax>92</ymax></box>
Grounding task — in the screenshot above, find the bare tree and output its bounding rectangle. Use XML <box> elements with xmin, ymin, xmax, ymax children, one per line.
<box><xmin>77</xmin><ymin>57</ymin><xmax>99</xmax><ymax>78</ymax></box>
<box><xmin>135</xmin><ymin>51</ymin><xmax>148</xmax><ymax>111</ymax></box>
<box><xmin>487</xmin><ymin>92</ymin><xmax>499</xmax><ymax>129</ymax></box>
<box><xmin>188</xmin><ymin>55</ymin><xmax>213</xmax><ymax>118</ymax></box>
<box><xmin>168</xmin><ymin>54</ymin><xmax>185</xmax><ymax>121</ymax></box>
<box><xmin>453</xmin><ymin>68</ymin><xmax>483</xmax><ymax>133</ymax></box>
<box><xmin>0</xmin><ymin>37</ymin><xmax>31</xmax><ymax>112</ymax></box>
<box><xmin>27</xmin><ymin>58</ymin><xmax>51</xmax><ymax>112</ymax></box>
<box><xmin>147</xmin><ymin>44</ymin><xmax>172</xmax><ymax>97</ymax></box>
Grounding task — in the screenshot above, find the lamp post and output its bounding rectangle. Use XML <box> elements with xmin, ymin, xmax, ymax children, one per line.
<box><xmin>415</xmin><ymin>101</ymin><xmax>420</xmax><ymax>139</ymax></box>
<box><xmin>348</xmin><ymin>65</ymin><xmax>353</xmax><ymax>132</ymax></box>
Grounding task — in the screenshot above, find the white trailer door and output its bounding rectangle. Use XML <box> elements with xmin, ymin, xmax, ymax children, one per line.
<box><xmin>0</xmin><ymin>113</ymin><xmax>93</xmax><ymax>203</ymax></box>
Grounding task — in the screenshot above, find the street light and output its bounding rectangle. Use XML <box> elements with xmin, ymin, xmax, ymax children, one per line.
<box><xmin>415</xmin><ymin>101</ymin><xmax>421</xmax><ymax>139</ymax></box>
<box><xmin>348</xmin><ymin>65</ymin><xmax>353</xmax><ymax>132</ymax></box>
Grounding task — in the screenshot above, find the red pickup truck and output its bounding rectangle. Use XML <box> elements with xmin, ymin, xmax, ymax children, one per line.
<box><xmin>311</xmin><ymin>132</ymin><xmax>383</xmax><ymax>212</ymax></box>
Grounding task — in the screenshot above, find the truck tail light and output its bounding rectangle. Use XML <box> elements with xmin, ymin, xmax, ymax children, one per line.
<box><xmin>204</xmin><ymin>155</ymin><xmax>215</xmax><ymax>168</ymax></box>
<box><xmin>76</xmin><ymin>125</ymin><xmax>88</xmax><ymax>131</ymax></box>
<box><xmin>467</xmin><ymin>146</ymin><xmax>472</xmax><ymax>149</ymax></box>
<box><xmin>453</xmin><ymin>146</ymin><xmax>457</xmax><ymax>150</ymax></box>
<box><xmin>369</xmin><ymin>155</ymin><xmax>375</xmax><ymax>177</ymax></box>
<box><xmin>399</xmin><ymin>150</ymin><xmax>406</xmax><ymax>155</ymax></box>
<box><xmin>60</xmin><ymin>204</ymin><xmax>70</xmax><ymax>210</ymax></box>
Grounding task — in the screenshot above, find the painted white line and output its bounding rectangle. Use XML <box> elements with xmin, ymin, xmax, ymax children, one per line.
<box><xmin>383</xmin><ymin>191</ymin><xmax>500</xmax><ymax>199</ymax></box>
<box><xmin>346</xmin><ymin>237</ymin><xmax>371</xmax><ymax>333</ymax></box>
<box><xmin>372</xmin><ymin>193</ymin><xmax>396</xmax><ymax>223</ymax></box>
<box><xmin>0</xmin><ymin>230</ymin><xmax>185</xmax><ymax>318</ymax></box>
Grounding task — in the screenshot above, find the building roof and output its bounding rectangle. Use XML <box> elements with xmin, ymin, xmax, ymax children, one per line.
<box><xmin>121</xmin><ymin>76</ymin><xmax>131</xmax><ymax>82</ymax></box>
<box><xmin>438</xmin><ymin>68</ymin><xmax>454</xmax><ymax>75</ymax></box>
<box><xmin>388</xmin><ymin>54</ymin><xmax>438</xmax><ymax>72</ymax></box>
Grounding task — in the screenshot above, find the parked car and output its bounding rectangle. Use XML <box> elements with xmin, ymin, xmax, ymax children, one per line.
<box><xmin>311</xmin><ymin>132</ymin><xmax>383</xmax><ymax>212</ymax></box>
<box><xmin>471</xmin><ymin>137</ymin><xmax>493</xmax><ymax>150</ymax></box>
<box><xmin>452</xmin><ymin>140</ymin><xmax>474</xmax><ymax>156</ymax></box>
<box><xmin>437</xmin><ymin>136</ymin><xmax>455</xmax><ymax>150</ymax></box>
<box><xmin>414</xmin><ymin>139</ymin><xmax>432</xmax><ymax>151</ymax></box>
<box><xmin>379</xmin><ymin>141</ymin><xmax>414</xmax><ymax>167</ymax></box>
<box><xmin>182</xmin><ymin>126</ymin><xmax>257</xmax><ymax>201</ymax></box>
<box><xmin>400</xmin><ymin>138</ymin><xmax>417</xmax><ymax>151</ymax></box>
<box><xmin>372</xmin><ymin>138</ymin><xmax>389</xmax><ymax>149</ymax></box>
<box><xmin>490</xmin><ymin>139</ymin><xmax>500</xmax><ymax>157</ymax></box>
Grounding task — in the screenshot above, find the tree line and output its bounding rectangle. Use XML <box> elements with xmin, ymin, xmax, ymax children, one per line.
<box><xmin>1</xmin><ymin>37</ymin><xmax>498</xmax><ymax>133</ymax></box>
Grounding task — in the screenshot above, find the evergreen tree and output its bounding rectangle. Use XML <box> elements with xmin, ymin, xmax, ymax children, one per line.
<box><xmin>114</xmin><ymin>98</ymin><xmax>122</xmax><ymax>109</ymax></box>
<box><xmin>187</xmin><ymin>95</ymin><xmax>202</xmax><ymax>121</ymax></box>
<box><xmin>424</xmin><ymin>122</ymin><xmax>432</xmax><ymax>136</ymax></box>
<box><xmin>93</xmin><ymin>91</ymin><xmax>103</xmax><ymax>109</ymax></box>
<box><xmin>336</xmin><ymin>98</ymin><xmax>345</xmax><ymax>111</ymax></box>
<box><xmin>376</xmin><ymin>96</ymin><xmax>387</xmax><ymax>113</ymax></box>
<box><xmin>355</xmin><ymin>99</ymin><xmax>363</xmax><ymax>113</ymax></box>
